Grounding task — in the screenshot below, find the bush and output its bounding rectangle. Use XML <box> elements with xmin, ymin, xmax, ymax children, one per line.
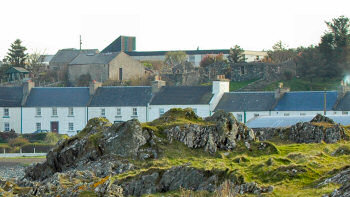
<box><xmin>0</xmin><ymin>131</ymin><xmax>18</xmax><ymax>143</ymax></box>
<box><xmin>44</xmin><ymin>132</ymin><xmax>68</xmax><ymax>145</ymax></box>
<box><xmin>8</xmin><ymin>137</ymin><xmax>29</xmax><ymax>147</ymax></box>
<box><xmin>22</xmin><ymin>133</ymin><xmax>47</xmax><ymax>142</ymax></box>
<box><xmin>21</xmin><ymin>143</ymin><xmax>54</xmax><ymax>153</ymax></box>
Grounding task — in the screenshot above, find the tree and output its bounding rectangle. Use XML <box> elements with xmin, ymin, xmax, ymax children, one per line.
<box><xmin>26</xmin><ymin>51</ymin><xmax>46</xmax><ymax>79</ymax></box>
<box><xmin>228</xmin><ymin>45</ymin><xmax>246</xmax><ymax>63</ymax></box>
<box><xmin>3</xmin><ymin>39</ymin><xmax>27</xmax><ymax>68</ymax></box>
<box><xmin>267</xmin><ymin>41</ymin><xmax>297</xmax><ymax>63</ymax></box>
<box><xmin>164</xmin><ymin>51</ymin><xmax>187</xmax><ymax>67</ymax></box>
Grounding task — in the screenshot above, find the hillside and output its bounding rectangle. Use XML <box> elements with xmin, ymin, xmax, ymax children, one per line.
<box><xmin>1</xmin><ymin>109</ymin><xmax>350</xmax><ymax>196</ymax></box>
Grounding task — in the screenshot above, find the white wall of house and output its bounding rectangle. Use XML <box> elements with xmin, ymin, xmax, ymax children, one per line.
<box><xmin>210</xmin><ymin>81</ymin><xmax>230</xmax><ymax>112</ymax></box>
<box><xmin>148</xmin><ymin>105</ymin><xmax>210</xmax><ymax>121</ymax></box>
<box><xmin>272</xmin><ymin>111</ymin><xmax>342</xmax><ymax>117</ymax></box>
<box><xmin>230</xmin><ymin>111</ymin><xmax>271</xmax><ymax>123</ymax></box>
<box><xmin>0</xmin><ymin>107</ymin><xmax>21</xmax><ymax>133</ymax></box>
<box><xmin>22</xmin><ymin>107</ymin><xmax>87</xmax><ymax>136</ymax></box>
<box><xmin>88</xmin><ymin>106</ymin><xmax>147</xmax><ymax>123</ymax></box>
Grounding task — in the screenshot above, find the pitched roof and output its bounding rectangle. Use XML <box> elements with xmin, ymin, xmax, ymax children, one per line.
<box><xmin>6</xmin><ymin>67</ymin><xmax>29</xmax><ymax>74</ymax></box>
<box><xmin>150</xmin><ymin>86</ymin><xmax>213</xmax><ymax>105</ymax></box>
<box><xmin>214</xmin><ymin>92</ymin><xmax>276</xmax><ymax>112</ymax></box>
<box><xmin>126</xmin><ymin>49</ymin><xmax>230</xmax><ymax>57</ymax></box>
<box><xmin>24</xmin><ymin>87</ymin><xmax>90</xmax><ymax>107</ymax></box>
<box><xmin>69</xmin><ymin>52</ymin><xmax>119</xmax><ymax>65</ymax></box>
<box><xmin>89</xmin><ymin>86</ymin><xmax>152</xmax><ymax>107</ymax></box>
<box><xmin>334</xmin><ymin>92</ymin><xmax>350</xmax><ymax>111</ymax></box>
<box><xmin>274</xmin><ymin>91</ymin><xmax>338</xmax><ymax>111</ymax></box>
<box><xmin>50</xmin><ymin>49</ymin><xmax>99</xmax><ymax>64</ymax></box>
<box><xmin>0</xmin><ymin>87</ymin><xmax>23</xmax><ymax>107</ymax></box>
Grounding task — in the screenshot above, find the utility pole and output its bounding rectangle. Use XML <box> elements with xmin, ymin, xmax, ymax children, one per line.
<box><xmin>79</xmin><ymin>35</ymin><xmax>82</xmax><ymax>50</ymax></box>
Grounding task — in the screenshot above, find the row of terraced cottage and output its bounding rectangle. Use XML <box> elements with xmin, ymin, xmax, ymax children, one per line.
<box><xmin>1</xmin><ymin>78</ymin><xmax>350</xmax><ymax>135</ymax></box>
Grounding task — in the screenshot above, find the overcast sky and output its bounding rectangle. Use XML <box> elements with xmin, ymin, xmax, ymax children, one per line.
<box><xmin>0</xmin><ymin>0</ymin><xmax>349</xmax><ymax>59</ymax></box>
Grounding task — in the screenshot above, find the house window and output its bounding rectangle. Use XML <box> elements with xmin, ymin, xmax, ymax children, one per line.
<box><xmin>240</xmin><ymin>66</ymin><xmax>245</xmax><ymax>75</ymax></box>
<box><xmin>193</xmin><ymin>108</ymin><xmax>197</xmax><ymax>114</ymax></box>
<box><xmin>68</xmin><ymin>107</ymin><xmax>74</xmax><ymax>116</ymax></box>
<box><xmin>300</xmin><ymin>113</ymin><xmax>306</xmax><ymax>116</ymax></box>
<box><xmin>237</xmin><ymin>114</ymin><xmax>243</xmax><ymax>122</ymax></box>
<box><xmin>117</xmin><ymin>108</ymin><xmax>121</xmax><ymax>116</ymax></box>
<box><xmin>36</xmin><ymin>123</ymin><xmax>41</xmax><ymax>131</ymax></box>
<box><xmin>132</xmin><ymin>108</ymin><xmax>138</xmax><ymax>116</ymax></box>
<box><xmin>159</xmin><ymin>108</ymin><xmax>165</xmax><ymax>116</ymax></box>
<box><xmin>68</xmin><ymin>122</ymin><xmax>74</xmax><ymax>131</ymax></box>
<box><xmin>36</xmin><ymin>108</ymin><xmax>41</xmax><ymax>116</ymax></box>
<box><xmin>284</xmin><ymin>113</ymin><xmax>290</xmax><ymax>116</ymax></box>
<box><xmin>101</xmin><ymin>108</ymin><xmax>106</xmax><ymax>117</ymax></box>
<box><xmin>52</xmin><ymin>108</ymin><xmax>58</xmax><ymax>116</ymax></box>
<box><xmin>4</xmin><ymin>108</ymin><xmax>9</xmax><ymax>117</ymax></box>
<box><xmin>342</xmin><ymin>111</ymin><xmax>348</xmax><ymax>115</ymax></box>
<box><xmin>254</xmin><ymin>113</ymin><xmax>259</xmax><ymax>117</ymax></box>
<box><xmin>4</xmin><ymin>122</ymin><xmax>9</xmax><ymax>132</ymax></box>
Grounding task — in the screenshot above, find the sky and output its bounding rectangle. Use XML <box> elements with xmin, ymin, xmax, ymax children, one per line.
<box><xmin>0</xmin><ymin>0</ymin><xmax>349</xmax><ymax>59</ymax></box>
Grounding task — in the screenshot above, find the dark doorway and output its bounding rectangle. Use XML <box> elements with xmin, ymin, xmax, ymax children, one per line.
<box><xmin>119</xmin><ymin>68</ymin><xmax>123</xmax><ymax>81</ymax></box>
<box><xmin>51</xmin><ymin>121</ymin><xmax>59</xmax><ymax>133</ymax></box>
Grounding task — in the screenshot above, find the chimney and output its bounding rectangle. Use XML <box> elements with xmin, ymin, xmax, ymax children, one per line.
<box><xmin>152</xmin><ymin>75</ymin><xmax>166</xmax><ymax>94</ymax></box>
<box><xmin>22</xmin><ymin>80</ymin><xmax>35</xmax><ymax>105</ymax></box>
<box><xmin>89</xmin><ymin>80</ymin><xmax>102</xmax><ymax>96</ymax></box>
<box><xmin>212</xmin><ymin>75</ymin><xmax>229</xmax><ymax>95</ymax></box>
<box><xmin>274</xmin><ymin>82</ymin><xmax>290</xmax><ymax>99</ymax></box>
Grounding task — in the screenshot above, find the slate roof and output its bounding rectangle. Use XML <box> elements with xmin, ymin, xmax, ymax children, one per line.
<box><xmin>89</xmin><ymin>86</ymin><xmax>152</xmax><ymax>107</ymax></box>
<box><xmin>274</xmin><ymin>91</ymin><xmax>338</xmax><ymax>111</ymax></box>
<box><xmin>24</xmin><ymin>88</ymin><xmax>90</xmax><ymax>107</ymax></box>
<box><xmin>334</xmin><ymin>92</ymin><xmax>350</xmax><ymax>111</ymax></box>
<box><xmin>69</xmin><ymin>52</ymin><xmax>119</xmax><ymax>65</ymax></box>
<box><xmin>126</xmin><ymin>49</ymin><xmax>231</xmax><ymax>57</ymax></box>
<box><xmin>214</xmin><ymin>92</ymin><xmax>276</xmax><ymax>112</ymax></box>
<box><xmin>6</xmin><ymin>67</ymin><xmax>29</xmax><ymax>74</ymax></box>
<box><xmin>150</xmin><ymin>86</ymin><xmax>213</xmax><ymax>105</ymax></box>
<box><xmin>0</xmin><ymin>87</ymin><xmax>23</xmax><ymax>107</ymax></box>
<box><xmin>50</xmin><ymin>49</ymin><xmax>99</xmax><ymax>64</ymax></box>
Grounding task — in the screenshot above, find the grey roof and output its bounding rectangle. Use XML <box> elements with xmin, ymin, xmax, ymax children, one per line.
<box><xmin>50</xmin><ymin>49</ymin><xmax>99</xmax><ymax>64</ymax></box>
<box><xmin>246</xmin><ymin>115</ymin><xmax>350</xmax><ymax>128</ymax></box>
<box><xmin>0</xmin><ymin>87</ymin><xmax>23</xmax><ymax>107</ymax></box>
<box><xmin>6</xmin><ymin>67</ymin><xmax>29</xmax><ymax>74</ymax></box>
<box><xmin>126</xmin><ymin>49</ymin><xmax>231</xmax><ymax>56</ymax></box>
<box><xmin>334</xmin><ymin>92</ymin><xmax>350</xmax><ymax>111</ymax></box>
<box><xmin>274</xmin><ymin>91</ymin><xmax>338</xmax><ymax>111</ymax></box>
<box><xmin>215</xmin><ymin>92</ymin><xmax>276</xmax><ymax>112</ymax></box>
<box><xmin>150</xmin><ymin>86</ymin><xmax>213</xmax><ymax>105</ymax></box>
<box><xmin>89</xmin><ymin>86</ymin><xmax>152</xmax><ymax>107</ymax></box>
<box><xmin>69</xmin><ymin>52</ymin><xmax>119</xmax><ymax>65</ymax></box>
<box><xmin>24</xmin><ymin>88</ymin><xmax>90</xmax><ymax>107</ymax></box>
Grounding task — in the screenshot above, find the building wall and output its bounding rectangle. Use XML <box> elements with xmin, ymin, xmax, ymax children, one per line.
<box><xmin>0</xmin><ymin>107</ymin><xmax>21</xmax><ymax>133</ymax></box>
<box><xmin>109</xmin><ymin>52</ymin><xmax>145</xmax><ymax>81</ymax></box>
<box><xmin>88</xmin><ymin>106</ymin><xmax>147</xmax><ymax>123</ymax></box>
<box><xmin>271</xmin><ymin>111</ymin><xmax>341</xmax><ymax>117</ymax></box>
<box><xmin>230</xmin><ymin>111</ymin><xmax>272</xmax><ymax>123</ymax></box>
<box><xmin>68</xmin><ymin>64</ymin><xmax>109</xmax><ymax>83</ymax></box>
<box><xmin>22</xmin><ymin>107</ymin><xmax>87</xmax><ymax>136</ymax></box>
<box><xmin>148</xmin><ymin>105</ymin><xmax>210</xmax><ymax>121</ymax></box>
<box><xmin>210</xmin><ymin>81</ymin><xmax>229</xmax><ymax>111</ymax></box>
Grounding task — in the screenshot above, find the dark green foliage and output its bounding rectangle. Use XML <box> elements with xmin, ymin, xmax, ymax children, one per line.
<box><xmin>22</xmin><ymin>133</ymin><xmax>47</xmax><ymax>142</ymax></box>
<box><xmin>3</xmin><ymin>39</ymin><xmax>27</xmax><ymax>68</ymax></box>
<box><xmin>228</xmin><ymin>45</ymin><xmax>246</xmax><ymax>63</ymax></box>
<box><xmin>0</xmin><ymin>131</ymin><xmax>18</xmax><ymax>143</ymax></box>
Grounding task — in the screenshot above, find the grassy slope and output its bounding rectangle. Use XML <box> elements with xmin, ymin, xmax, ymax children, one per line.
<box><xmin>264</xmin><ymin>77</ymin><xmax>342</xmax><ymax>91</ymax></box>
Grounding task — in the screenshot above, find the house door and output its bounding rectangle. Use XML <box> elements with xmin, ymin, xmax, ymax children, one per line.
<box><xmin>119</xmin><ymin>68</ymin><xmax>123</xmax><ymax>81</ymax></box>
<box><xmin>51</xmin><ymin>122</ymin><xmax>59</xmax><ymax>133</ymax></box>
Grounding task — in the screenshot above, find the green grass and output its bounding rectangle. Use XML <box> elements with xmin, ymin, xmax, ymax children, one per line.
<box><xmin>264</xmin><ymin>77</ymin><xmax>342</xmax><ymax>91</ymax></box>
<box><xmin>230</xmin><ymin>79</ymin><xmax>259</xmax><ymax>91</ymax></box>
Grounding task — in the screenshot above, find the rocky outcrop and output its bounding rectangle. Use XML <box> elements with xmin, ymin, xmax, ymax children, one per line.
<box><xmin>319</xmin><ymin>166</ymin><xmax>350</xmax><ymax>197</ymax></box>
<box><xmin>256</xmin><ymin>114</ymin><xmax>348</xmax><ymax>143</ymax></box>
<box><xmin>165</xmin><ymin>111</ymin><xmax>255</xmax><ymax>154</ymax></box>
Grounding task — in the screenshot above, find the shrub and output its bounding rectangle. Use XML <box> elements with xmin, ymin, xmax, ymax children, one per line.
<box><xmin>0</xmin><ymin>131</ymin><xmax>18</xmax><ymax>143</ymax></box>
<box><xmin>22</xmin><ymin>133</ymin><xmax>47</xmax><ymax>142</ymax></box>
<box><xmin>21</xmin><ymin>143</ymin><xmax>54</xmax><ymax>153</ymax></box>
<box><xmin>44</xmin><ymin>132</ymin><xmax>59</xmax><ymax>145</ymax></box>
<box><xmin>8</xmin><ymin>137</ymin><xmax>29</xmax><ymax>147</ymax></box>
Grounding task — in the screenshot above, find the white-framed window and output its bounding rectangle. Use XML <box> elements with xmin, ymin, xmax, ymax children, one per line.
<box><xmin>36</xmin><ymin>108</ymin><xmax>41</xmax><ymax>116</ymax></box>
<box><xmin>300</xmin><ymin>113</ymin><xmax>306</xmax><ymax>116</ymax></box>
<box><xmin>68</xmin><ymin>107</ymin><xmax>74</xmax><ymax>116</ymax></box>
<box><xmin>52</xmin><ymin>107</ymin><xmax>58</xmax><ymax>116</ymax></box>
<box><xmin>117</xmin><ymin>108</ymin><xmax>121</xmax><ymax>116</ymax></box>
<box><xmin>237</xmin><ymin>114</ymin><xmax>243</xmax><ymax>122</ymax></box>
<box><xmin>4</xmin><ymin>108</ymin><xmax>9</xmax><ymax>117</ymax></box>
<box><xmin>132</xmin><ymin>108</ymin><xmax>138</xmax><ymax>116</ymax></box>
<box><xmin>342</xmin><ymin>111</ymin><xmax>348</xmax><ymax>115</ymax></box>
<box><xmin>159</xmin><ymin>108</ymin><xmax>165</xmax><ymax>116</ymax></box>
<box><xmin>193</xmin><ymin>108</ymin><xmax>197</xmax><ymax>114</ymax></box>
<box><xmin>101</xmin><ymin>108</ymin><xmax>106</xmax><ymax>116</ymax></box>
<box><xmin>36</xmin><ymin>122</ymin><xmax>41</xmax><ymax>131</ymax></box>
<box><xmin>254</xmin><ymin>113</ymin><xmax>259</xmax><ymax>117</ymax></box>
<box><xmin>284</xmin><ymin>113</ymin><xmax>290</xmax><ymax>116</ymax></box>
<box><xmin>68</xmin><ymin>122</ymin><xmax>74</xmax><ymax>131</ymax></box>
<box><xmin>4</xmin><ymin>122</ymin><xmax>9</xmax><ymax>132</ymax></box>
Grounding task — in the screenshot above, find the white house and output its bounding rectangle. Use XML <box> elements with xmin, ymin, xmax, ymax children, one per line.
<box><xmin>88</xmin><ymin>82</ymin><xmax>152</xmax><ymax>123</ymax></box>
<box><xmin>0</xmin><ymin>86</ymin><xmax>23</xmax><ymax>133</ymax></box>
<box><xmin>214</xmin><ymin>91</ymin><xmax>277</xmax><ymax>123</ymax></box>
<box><xmin>22</xmin><ymin>86</ymin><xmax>90</xmax><ymax>135</ymax></box>
<box><xmin>148</xmin><ymin>78</ymin><xmax>229</xmax><ymax>121</ymax></box>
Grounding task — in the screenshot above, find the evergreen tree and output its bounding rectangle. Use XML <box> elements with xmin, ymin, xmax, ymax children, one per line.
<box><xmin>228</xmin><ymin>45</ymin><xmax>246</xmax><ymax>63</ymax></box>
<box><xmin>4</xmin><ymin>39</ymin><xmax>27</xmax><ymax>68</ymax></box>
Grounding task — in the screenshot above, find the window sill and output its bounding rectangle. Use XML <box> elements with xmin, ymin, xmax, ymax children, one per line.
<box><xmin>130</xmin><ymin>115</ymin><xmax>138</xmax><ymax>118</ymax></box>
<box><xmin>2</xmin><ymin>116</ymin><xmax>10</xmax><ymax>118</ymax></box>
<box><xmin>51</xmin><ymin>116</ymin><xmax>59</xmax><ymax>118</ymax></box>
<box><xmin>115</xmin><ymin>115</ymin><xmax>122</xmax><ymax>118</ymax></box>
<box><xmin>35</xmin><ymin>115</ymin><xmax>42</xmax><ymax>118</ymax></box>
<box><xmin>68</xmin><ymin>115</ymin><xmax>75</xmax><ymax>117</ymax></box>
